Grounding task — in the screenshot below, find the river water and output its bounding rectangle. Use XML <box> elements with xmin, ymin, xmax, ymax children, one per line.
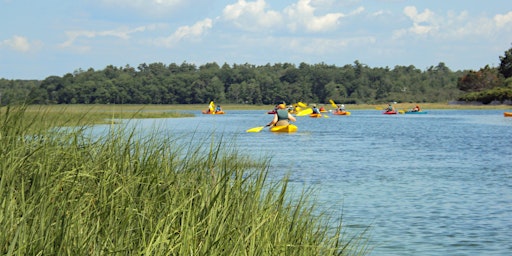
<box><xmin>99</xmin><ymin>109</ymin><xmax>512</xmax><ymax>255</ymax></box>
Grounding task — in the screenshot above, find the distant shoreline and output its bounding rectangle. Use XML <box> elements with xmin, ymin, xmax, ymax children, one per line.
<box><xmin>8</xmin><ymin>103</ymin><xmax>512</xmax><ymax>112</ymax></box>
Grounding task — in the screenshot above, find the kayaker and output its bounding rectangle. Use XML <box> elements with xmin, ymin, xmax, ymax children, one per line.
<box><xmin>337</xmin><ymin>104</ymin><xmax>345</xmax><ymax>113</ymax></box>
<box><xmin>412</xmin><ymin>105</ymin><xmax>420</xmax><ymax>112</ymax></box>
<box><xmin>386</xmin><ymin>104</ymin><xmax>394</xmax><ymax>112</ymax></box>
<box><xmin>312</xmin><ymin>105</ymin><xmax>321</xmax><ymax>114</ymax></box>
<box><xmin>215</xmin><ymin>105</ymin><xmax>222</xmax><ymax>112</ymax></box>
<box><xmin>268</xmin><ymin>103</ymin><xmax>296</xmax><ymax>126</ymax></box>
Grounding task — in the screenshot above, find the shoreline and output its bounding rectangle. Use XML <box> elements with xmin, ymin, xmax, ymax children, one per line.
<box><xmin>15</xmin><ymin>103</ymin><xmax>512</xmax><ymax>112</ymax></box>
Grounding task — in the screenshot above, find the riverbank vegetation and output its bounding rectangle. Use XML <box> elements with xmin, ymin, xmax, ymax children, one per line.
<box><xmin>2</xmin><ymin>103</ymin><xmax>510</xmax><ymax>128</ymax></box>
<box><xmin>0</xmin><ymin>106</ymin><xmax>369</xmax><ymax>255</ymax></box>
<box><xmin>2</xmin><ymin>46</ymin><xmax>512</xmax><ymax>107</ymax></box>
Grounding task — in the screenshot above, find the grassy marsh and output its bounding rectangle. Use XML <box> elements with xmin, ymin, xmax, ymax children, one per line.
<box><xmin>0</xmin><ymin>105</ymin><xmax>369</xmax><ymax>255</ymax></box>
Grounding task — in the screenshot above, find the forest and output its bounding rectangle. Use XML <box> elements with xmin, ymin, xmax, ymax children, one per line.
<box><xmin>1</xmin><ymin>45</ymin><xmax>511</xmax><ymax>106</ymax></box>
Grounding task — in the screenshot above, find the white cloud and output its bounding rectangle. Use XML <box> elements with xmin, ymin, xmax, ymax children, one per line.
<box><xmin>284</xmin><ymin>0</ymin><xmax>345</xmax><ymax>32</ymax></box>
<box><xmin>222</xmin><ymin>0</ymin><xmax>353</xmax><ymax>33</ymax></box>
<box><xmin>223</xmin><ymin>0</ymin><xmax>282</xmax><ymax>31</ymax></box>
<box><xmin>402</xmin><ymin>6</ymin><xmax>436</xmax><ymax>35</ymax></box>
<box><xmin>494</xmin><ymin>11</ymin><xmax>512</xmax><ymax>28</ymax></box>
<box><xmin>154</xmin><ymin>18</ymin><xmax>213</xmax><ymax>47</ymax></box>
<box><xmin>1</xmin><ymin>35</ymin><xmax>37</xmax><ymax>52</ymax></box>
<box><xmin>350</xmin><ymin>6</ymin><xmax>365</xmax><ymax>16</ymax></box>
<box><xmin>60</xmin><ymin>26</ymin><xmax>151</xmax><ymax>49</ymax></box>
<box><xmin>403</xmin><ymin>6</ymin><xmax>434</xmax><ymax>23</ymax></box>
<box><xmin>371</xmin><ymin>10</ymin><xmax>390</xmax><ymax>17</ymax></box>
<box><xmin>393</xmin><ymin>6</ymin><xmax>512</xmax><ymax>43</ymax></box>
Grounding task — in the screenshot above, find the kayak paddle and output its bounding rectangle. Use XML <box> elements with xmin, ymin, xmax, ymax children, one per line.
<box><xmin>329</xmin><ymin>99</ymin><xmax>338</xmax><ymax>108</ymax></box>
<box><xmin>296</xmin><ymin>108</ymin><xmax>313</xmax><ymax>116</ymax></box>
<box><xmin>297</xmin><ymin>102</ymin><xmax>308</xmax><ymax>108</ymax></box>
<box><xmin>246</xmin><ymin>124</ymin><xmax>270</xmax><ymax>133</ymax></box>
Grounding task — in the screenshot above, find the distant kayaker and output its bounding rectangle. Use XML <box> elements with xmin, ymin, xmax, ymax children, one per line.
<box><xmin>312</xmin><ymin>105</ymin><xmax>321</xmax><ymax>114</ymax></box>
<box><xmin>386</xmin><ymin>104</ymin><xmax>394</xmax><ymax>112</ymax></box>
<box><xmin>268</xmin><ymin>103</ymin><xmax>296</xmax><ymax>126</ymax></box>
<box><xmin>412</xmin><ymin>105</ymin><xmax>420</xmax><ymax>112</ymax></box>
<box><xmin>337</xmin><ymin>104</ymin><xmax>346</xmax><ymax>113</ymax></box>
<box><xmin>215</xmin><ymin>105</ymin><xmax>222</xmax><ymax>112</ymax></box>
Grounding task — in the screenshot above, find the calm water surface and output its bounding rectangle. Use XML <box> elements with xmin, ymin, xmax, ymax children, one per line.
<box><xmin>100</xmin><ymin>109</ymin><xmax>512</xmax><ymax>255</ymax></box>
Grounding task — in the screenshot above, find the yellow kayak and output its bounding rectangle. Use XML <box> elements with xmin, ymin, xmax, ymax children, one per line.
<box><xmin>270</xmin><ymin>124</ymin><xmax>298</xmax><ymax>133</ymax></box>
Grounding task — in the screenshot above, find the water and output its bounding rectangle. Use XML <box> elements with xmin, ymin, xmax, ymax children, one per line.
<box><xmin>96</xmin><ymin>109</ymin><xmax>512</xmax><ymax>255</ymax></box>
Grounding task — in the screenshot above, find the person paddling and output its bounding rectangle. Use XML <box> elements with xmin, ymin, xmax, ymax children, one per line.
<box><xmin>312</xmin><ymin>105</ymin><xmax>321</xmax><ymax>114</ymax></box>
<box><xmin>337</xmin><ymin>104</ymin><xmax>346</xmax><ymax>113</ymax></box>
<box><xmin>385</xmin><ymin>103</ymin><xmax>394</xmax><ymax>112</ymax></box>
<box><xmin>268</xmin><ymin>103</ymin><xmax>296</xmax><ymax>127</ymax></box>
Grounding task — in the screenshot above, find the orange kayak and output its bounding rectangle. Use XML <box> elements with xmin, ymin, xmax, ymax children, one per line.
<box><xmin>202</xmin><ymin>110</ymin><xmax>225</xmax><ymax>114</ymax></box>
<box><xmin>332</xmin><ymin>111</ymin><xmax>351</xmax><ymax>116</ymax></box>
<box><xmin>504</xmin><ymin>112</ymin><xmax>512</xmax><ymax>117</ymax></box>
<box><xmin>309</xmin><ymin>113</ymin><xmax>322</xmax><ymax>118</ymax></box>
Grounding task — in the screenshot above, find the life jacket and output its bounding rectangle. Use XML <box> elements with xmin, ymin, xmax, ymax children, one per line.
<box><xmin>276</xmin><ymin>109</ymin><xmax>289</xmax><ymax>120</ymax></box>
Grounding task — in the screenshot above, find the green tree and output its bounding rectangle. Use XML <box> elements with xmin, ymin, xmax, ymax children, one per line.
<box><xmin>499</xmin><ymin>44</ymin><xmax>512</xmax><ymax>78</ymax></box>
<box><xmin>457</xmin><ymin>65</ymin><xmax>501</xmax><ymax>92</ymax></box>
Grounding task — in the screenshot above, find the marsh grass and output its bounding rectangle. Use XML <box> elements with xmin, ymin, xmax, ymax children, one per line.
<box><xmin>12</xmin><ymin>104</ymin><xmax>194</xmax><ymax>129</ymax></box>
<box><xmin>12</xmin><ymin>102</ymin><xmax>511</xmax><ymax>117</ymax></box>
<box><xmin>1</xmin><ymin>105</ymin><xmax>369</xmax><ymax>255</ymax></box>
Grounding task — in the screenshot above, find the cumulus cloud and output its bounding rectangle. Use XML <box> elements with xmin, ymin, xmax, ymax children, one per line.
<box><xmin>223</xmin><ymin>0</ymin><xmax>282</xmax><ymax>31</ymax></box>
<box><xmin>284</xmin><ymin>0</ymin><xmax>345</xmax><ymax>32</ymax></box>
<box><xmin>494</xmin><ymin>11</ymin><xmax>512</xmax><ymax>27</ymax></box>
<box><xmin>1</xmin><ymin>35</ymin><xmax>37</xmax><ymax>52</ymax></box>
<box><xmin>403</xmin><ymin>6</ymin><xmax>434</xmax><ymax>23</ymax></box>
<box><xmin>222</xmin><ymin>0</ymin><xmax>358</xmax><ymax>33</ymax></box>
<box><xmin>60</xmin><ymin>26</ymin><xmax>151</xmax><ymax>49</ymax></box>
<box><xmin>402</xmin><ymin>6</ymin><xmax>436</xmax><ymax>35</ymax></box>
<box><xmin>154</xmin><ymin>18</ymin><xmax>213</xmax><ymax>47</ymax></box>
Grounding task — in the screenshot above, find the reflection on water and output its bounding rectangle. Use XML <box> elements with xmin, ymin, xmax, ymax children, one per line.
<box><xmin>93</xmin><ymin>109</ymin><xmax>512</xmax><ymax>255</ymax></box>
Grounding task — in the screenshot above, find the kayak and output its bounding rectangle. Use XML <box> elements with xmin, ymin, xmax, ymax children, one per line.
<box><xmin>383</xmin><ymin>111</ymin><xmax>398</xmax><ymax>115</ymax></box>
<box><xmin>504</xmin><ymin>112</ymin><xmax>512</xmax><ymax>117</ymax></box>
<box><xmin>202</xmin><ymin>110</ymin><xmax>225</xmax><ymax>114</ymax></box>
<box><xmin>405</xmin><ymin>111</ymin><xmax>428</xmax><ymax>114</ymax></box>
<box><xmin>309</xmin><ymin>113</ymin><xmax>323</xmax><ymax>118</ymax></box>
<box><xmin>332</xmin><ymin>111</ymin><xmax>351</xmax><ymax>116</ymax></box>
<box><xmin>270</xmin><ymin>124</ymin><xmax>298</xmax><ymax>133</ymax></box>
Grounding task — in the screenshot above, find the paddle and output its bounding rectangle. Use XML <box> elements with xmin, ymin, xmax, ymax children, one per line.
<box><xmin>209</xmin><ymin>101</ymin><xmax>215</xmax><ymax>114</ymax></box>
<box><xmin>246</xmin><ymin>124</ymin><xmax>270</xmax><ymax>133</ymax></box>
<box><xmin>329</xmin><ymin>99</ymin><xmax>338</xmax><ymax>108</ymax></box>
<box><xmin>298</xmin><ymin>102</ymin><xmax>308</xmax><ymax>108</ymax></box>
<box><xmin>296</xmin><ymin>108</ymin><xmax>313</xmax><ymax>116</ymax></box>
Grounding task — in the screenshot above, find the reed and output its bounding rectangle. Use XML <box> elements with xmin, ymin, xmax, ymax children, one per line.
<box><xmin>0</xmin><ymin>105</ymin><xmax>369</xmax><ymax>255</ymax></box>
<box><xmin>9</xmin><ymin>104</ymin><xmax>194</xmax><ymax>129</ymax></box>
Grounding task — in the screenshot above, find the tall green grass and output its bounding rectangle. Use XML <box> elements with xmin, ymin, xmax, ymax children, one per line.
<box><xmin>0</xmin><ymin>105</ymin><xmax>369</xmax><ymax>255</ymax></box>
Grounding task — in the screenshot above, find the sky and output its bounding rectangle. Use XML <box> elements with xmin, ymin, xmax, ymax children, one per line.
<box><xmin>1</xmin><ymin>0</ymin><xmax>512</xmax><ymax>80</ymax></box>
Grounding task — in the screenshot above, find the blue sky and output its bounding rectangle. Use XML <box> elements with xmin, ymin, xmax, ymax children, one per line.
<box><xmin>1</xmin><ymin>0</ymin><xmax>512</xmax><ymax>79</ymax></box>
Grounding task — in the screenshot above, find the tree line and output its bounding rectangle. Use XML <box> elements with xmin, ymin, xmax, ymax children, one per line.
<box><xmin>1</xmin><ymin>44</ymin><xmax>511</xmax><ymax>106</ymax></box>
